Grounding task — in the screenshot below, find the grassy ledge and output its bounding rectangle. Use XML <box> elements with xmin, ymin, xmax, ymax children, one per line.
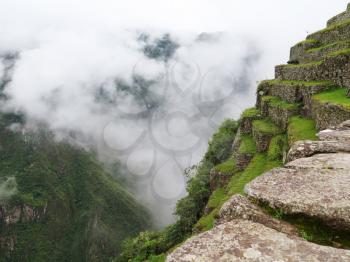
<box><xmin>252</xmin><ymin>119</ymin><xmax>283</xmax><ymax>136</ymax></box>
<box><xmin>213</xmin><ymin>159</ymin><xmax>236</xmax><ymax>175</ymax></box>
<box><xmin>261</xmin><ymin>96</ymin><xmax>300</xmax><ymax>111</ymax></box>
<box><xmin>307</xmin><ymin>19</ymin><xmax>350</xmax><ymax>38</ymax></box>
<box><xmin>288</xmin><ymin>116</ymin><xmax>318</xmax><ymax>144</ymax></box>
<box><xmin>241</xmin><ymin>107</ymin><xmax>261</xmax><ymax>118</ymax></box>
<box><xmin>239</xmin><ymin>135</ymin><xmax>257</xmax><ymax>155</ymax></box>
<box><xmin>312</xmin><ymin>88</ymin><xmax>350</xmax><ymax>110</ymax></box>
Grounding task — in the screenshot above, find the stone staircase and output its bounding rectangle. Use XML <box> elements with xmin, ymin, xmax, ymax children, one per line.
<box><xmin>167</xmin><ymin>4</ymin><xmax>350</xmax><ymax>261</ymax></box>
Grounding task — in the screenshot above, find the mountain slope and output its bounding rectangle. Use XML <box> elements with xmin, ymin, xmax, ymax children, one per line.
<box><xmin>0</xmin><ymin>113</ymin><xmax>151</xmax><ymax>261</ymax></box>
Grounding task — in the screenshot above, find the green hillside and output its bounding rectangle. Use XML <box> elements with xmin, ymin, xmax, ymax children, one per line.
<box><xmin>0</xmin><ymin>113</ymin><xmax>151</xmax><ymax>261</ymax></box>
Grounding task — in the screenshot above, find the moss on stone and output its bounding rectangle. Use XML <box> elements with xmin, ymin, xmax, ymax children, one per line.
<box><xmin>294</xmin><ymin>39</ymin><xmax>319</xmax><ymax>46</ymax></box>
<box><xmin>309</xmin><ymin>18</ymin><xmax>350</xmax><ymax>36</ymax></box>
<box><xmin>239</xmin><ymin>135</ymin><xmax>256</xmax><ymax>155</ymax></box>
<box><xmin>288</xmin><ymin>116</ymin><xmax>318</xmax><ymax>144</ymax></box>
<box><xmin>313</xmin><ymin>88</ymin><xmax>350</xmax><ymax>110</ymax></box>
<box><xmin>327</xmin><ymin>48</ymin><xmax>350</xmax><ymax>57</ymax></box>
<box><xmin>307</xmin><ymin>40</ymin><xmax>350</xmax><ymax>53</ymax></box>
<box><xmin>261</xmin><ymin>203</ymin><xmax>350</xmax><ymax>249</ymax></box>
<box><xmin>267</xmin><ymin>134</ymin><xmax>288</xmax><ymax>161</ymax></box>
<box><xmin>252</xmin><ymin>119</ymin><xmax>283</xmax><ymax>136</ymax></box>
<box><xmin>241</xmin><ymin>107</ymin><xmax>260</xmax><ymax>118</ymax></box>
<box><xmin>261</xmin><ymin>79</ymin><xmax>334</xmax><ymax>87</ymax></box>
<box><xmin>262</xmin><ymin>96</ymin><xmax>300</xmax><ymax>111</ymax></box>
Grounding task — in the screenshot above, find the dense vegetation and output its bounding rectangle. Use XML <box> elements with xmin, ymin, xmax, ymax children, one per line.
<box><xmin>0</xmin><ymin>113</ymin><xmax>151</xmax><ymax>261</ymax></box>
<box><xmin>117</xmin><ymin>119</ymin><xmax>239</xmax><ymax>262</ymax></box>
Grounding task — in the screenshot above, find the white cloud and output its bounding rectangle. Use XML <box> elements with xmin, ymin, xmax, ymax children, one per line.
<box><xmin>0</xmin><ymin>0</ymin><xmax>347</xmax><ymax>226</ymax></box>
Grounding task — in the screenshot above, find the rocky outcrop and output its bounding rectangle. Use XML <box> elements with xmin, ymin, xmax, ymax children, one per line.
<box><xmin>166</xmin><ymin>4</ymin><xmax>350</xmax><ymax>261</ymax></box>
<box><xmin>286</xmin><ymin>140</ymin><xmax>350</xmax><ymax>162</ymax></box>
<box><xmin>0</xmin><ymin>203</ymin><xmax>47</xmax><ymax>225</ymax></box>
<box><xmin>217</xmin><ymin>194</ymin><xmax>298</xmax><ymax>236</ymax></box>
<box><xmin>167</xmin><ymin>220</ymin><xmax>350</xmax><ymax>262</ymax></box>
<box><xmin>209</xmin><ymin>168</ymin><xmax>233</xmax><ymax>191</ymax></box>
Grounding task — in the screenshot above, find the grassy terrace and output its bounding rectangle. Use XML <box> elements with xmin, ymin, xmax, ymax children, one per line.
<box><xmin>307</xmin><ymin>40</ymin><xmax>350</xmax><ymax>53</ymax></box>
<box><xmin>213</xmin><ymin>159</ymin><xmax>236</xmax><ymax>175</ymax></box>
<box><xmin>267</xmin><ymin>134</ymin><xmax>288</xmax><ymax>161</ymax></box>
<box><xmin>293</xmin><ymin>39</ymin><xmax>319</xmax><ymax>47</ymax></box>
<box><xmin>238</xmin><ymin>135</ymin><xmax>256</xmax><ymax>154</ymax></box>
<box><xmin>252</xmin><ymin>119</ymin><xmax>283</xmax><ymax>136</ymax></box>
<box><xmin>313</xmin><ymin>88</ymin><xmax>350</xmax><ymax>110</ymax></box>
<box><xmin>260</xmin><ymin>79</ymin><xmax>334</xmax><ymax>87</ymax></box>
<box><xmin>288</xmin><ymin>116</ymin><xmax>318</xmax><ymax>144</ymax></box>
<box><xmin>241</xmin><ymin>107</ymin><xmax>261</xmax><ymax>118</ymax></box>
<box><xmin>261</xmin><ymin>96</ymin><xmax>300</xmax><ymax>111</ymax></box>
<box><xmin>327</xmin><ymin>48</ymin><xmax>350</xmax><ymax>57</ymax></box>
<box><xmin>307</xmin><ymin>18</ymin><xmax>350</xmax><ymax>38</ymax></box>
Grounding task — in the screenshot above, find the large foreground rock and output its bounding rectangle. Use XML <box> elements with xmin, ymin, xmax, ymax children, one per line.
<box><xmin>217</xmin><ymin>194</ymin><xmax>298</xmax><ymax>236</ymax></box>
<box><xmin>286</xmin><ymin>140</ymin><xmax>350</xmax><ymax>162</ymax></box>
<box><xmin>166</xmin><ymin>220</ymin><xmax>350</xmax><ymax>262</ymax></box>
<box><xmin>245</xmin><ymin>153</ymin><xmax>350</xmax><ymax>229</ymax></box>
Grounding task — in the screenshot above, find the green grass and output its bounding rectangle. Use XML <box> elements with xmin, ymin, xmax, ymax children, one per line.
<box><xmin>313</xmin><ymin>88</ymin><xmax>350</xmax><ymax>110</ymax></box>
<box><xmin>261</xmin><ymin>96</ymin><xmax>300</xmax><ymax>111</ymax></box>
<box><xmin>213</xmin><ymin>159</ymin><xmax>236</xmax><ymax>175</ymax></box>
<box><xmin>0</xmin><ymin>115</ymin><xmax>151</xmax><ymax>261</ymax></box>
<box><xmin>194</xmin><ymin>208</ymin><xmax>219</xmax><ymax>232</ymax></box>
<box><xmin>308</xmin><ymin>18</ymin><xmax>350</xmax><ymax>36</ymax></box>
<box><xmin>260</xmin><ymin>79</ymin><xmax>334</xmax><ymax>87</ymax></box>
<box><xmin>207</xmin><ymin>188</ymin><xmax>228</xmax><ymax>210</ymax></box>
<box><xmin>147</xmin><ymin>254</ymin><xmax>166</xmax><ymax>262</ymax></box>
<box><xmin>241</xmin><ymin>107</ymin><xmax>260</xmax><ymax>118</ymax></box>
<box><xmin>327</xmin><ymin>48</ymin><xmax>350</xmax><ymax>57</ymax></box>
<box><xmin>238</xmin><ymin>135</ymin><xmax>256</xmax><ymax>154</ymax></box>
<box><xmin>261</xmin><ymin>203</ymin><xmax>350</xmax><ymax>249</ymax></box>
<box><xmin>252</xmin><ymin>119</ymin><xmax>283</xmax><ymax>136</ymax></box>
<box><xmin>288</xmin><ymin>116</ymin><xmax>318</xmax><ymax>144</ymax></box>
<box><xmin>227</xmin><ymin>154</ymin><xmax>281</xmax><ymax>196</ymax></box>
<box><xmin>294</xmin><ymin>39</ymin><xmax>318</xmax><ymax>46</ymax></box>
<box><xmin>268</xmin><ymin>134</ymin><xmax>288</xmax><ymax>161</ymax></box>
<box><xmin>307</xmin><ymin>40</ymin><xmax>350</xmax><ymax>53</ymax></box>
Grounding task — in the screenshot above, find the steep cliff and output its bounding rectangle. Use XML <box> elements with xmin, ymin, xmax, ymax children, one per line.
<box><xmin>0</xmin><ymin>113</ymin><xmax>151</xmax><ymax>261</ymax></box>
<box><xmin>167</xmin><ymin>3</ymin><xmax>350</xmax><ymax>261</ymax></box>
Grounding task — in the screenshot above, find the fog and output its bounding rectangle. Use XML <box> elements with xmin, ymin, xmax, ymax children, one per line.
<box><xmin>0</xmin><ymin>0</ymin><xmax>347</xmax><ymax>226</ymax></box>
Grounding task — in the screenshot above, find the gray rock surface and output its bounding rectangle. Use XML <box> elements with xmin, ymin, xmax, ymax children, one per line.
<box><xmin>166</xmin><ymin>220</ymin><xmax>350</xmax><ymax>262</ymax></box>
<box><xmin>286</xmin><ymin>140</ymin><xmax>350</xmax><ymax>162</ymax></box>
<box><xmin>245</xmin><ymin>156</ymin><xmax>350</xmax><ymax>229</ymax></box>
<box><xmin>217</xmin><ymin>194</ymin><xmax>298</xmax><ymax>236</ymax></box>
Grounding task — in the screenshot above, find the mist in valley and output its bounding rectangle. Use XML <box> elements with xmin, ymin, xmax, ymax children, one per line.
<box><xmin>0</xmin><ymin>0</ymin><xmax>347</xmax><ymax>227</ymax></box>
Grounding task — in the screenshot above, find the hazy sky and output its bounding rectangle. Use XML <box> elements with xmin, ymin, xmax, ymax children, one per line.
<box><xmin>0</xmin><ymin>0</ymin><xmax>348</xmax><ymax>226</ymax></box>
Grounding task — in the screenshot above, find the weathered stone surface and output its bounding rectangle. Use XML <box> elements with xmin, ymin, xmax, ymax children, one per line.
<box><xmin>0</xmin><ymin>203</ymin><xmax>47</xmax><ymax>226</ymax></box>
<box><xmin>166</xmin><ymin>220</ymin><xmax>350</xmax><ymax>262</ymax></box>
<box><xmin>307</xmin><ymin>20</ymin><xmax>350</xmax><ymax>46</ymax></box>
<box><xmin>318</xmin><ymin>120</ymin><xmax>350</xmax><ymax>142</ymax></box>
<box><xmin>311</xmin><ymin>99</ymin><xmax>350</xmax><ymax>130</ymax></box>
<box><xmin>217</xmin><ymin>194</ymin><xmax>298</xmax><ymax>236</ymax></box>
<box><xmin>285</xmin><ymin>152</ymin><xmax>350</xmax><ymax>170</ymax></box>
<box><xmin>286</xmin><ymin>140</ymin><xmax>350</xmax><ymax>162</ymax></box>
<box><xmin>235</xmin><ymin>153</ymin><xmax>253</xmax><ymax>171</ymax></box>
<box><xmin>275</xmin><ymin>54</ymin><xmax>350</xmax><ymax>89</ymax></box>
<box><xmin>260</xmin><ymin>97</ymin><xmax>299</xmax><ymax>130</ymax></box>
<box><xmin>245</xmin><ymin>153</ymin><xmax>350</xmax><ymax>230</ymax></box>
<box><xmin>328</xmin><ymin>9</ymin><xmax>350</xmax><ymax>26</ymax></box>
<box><xmin>240</xmin><ymin>115</ymin><xmax>261</xmax><ymax>134</ymax></box>
<box><xmin>209</xmin><ymin>169</ymin><xmax>233</xmax><ymax>192</ymax></box>
<box><xmin>289</xmin><ymin>40</ymin><xmax>320</xmax><ymax>65</ymax></box>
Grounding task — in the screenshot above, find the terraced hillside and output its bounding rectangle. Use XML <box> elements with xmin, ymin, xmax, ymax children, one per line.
<box><xmin>0</xmin><ymin>113</ymin><xmax>151</xmax><ymax>261</ymax></box>
<box><xmin>166</xmin><ymin>4</ymin><xmax>350</xmax><ymax>261</ymax></box>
